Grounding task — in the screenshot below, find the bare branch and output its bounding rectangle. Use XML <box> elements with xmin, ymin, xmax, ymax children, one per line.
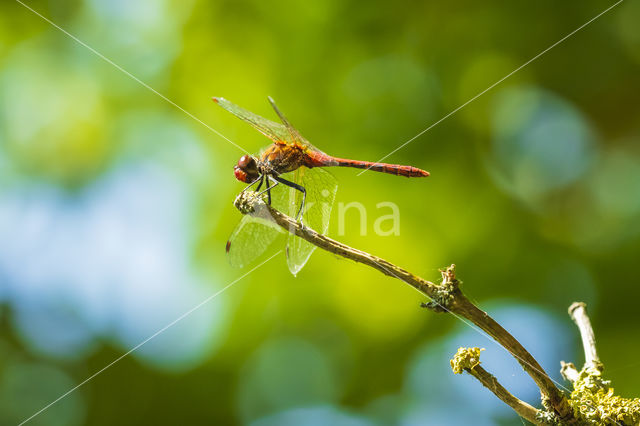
<box><xmin>234</xmin><ymin>191</ymin><xmax>574</xmax><ymax>421</ymax></box>
<box><xmin>451</xmin><ymin>347</ymin><xmax>542</xmax><ymax>425</ymax></box>
<box><xmin>568</xmin><ymin>302</ymin><xmax>601</xmax><ymax>371</ymax></box>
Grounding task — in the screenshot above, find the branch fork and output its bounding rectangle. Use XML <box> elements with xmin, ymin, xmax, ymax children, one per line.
<box><xmin>559</xmin><ymin>303</ymin><xmax>640</xmax><ymax>425</ymax></box>
<box><xmin>233</xmin><ymin>191</ymin><xmax>637</xmax><ymax>425</ymax></box>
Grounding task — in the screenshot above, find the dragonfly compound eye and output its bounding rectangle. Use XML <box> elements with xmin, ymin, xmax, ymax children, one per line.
<box><xmin>235</xmin><ymin>155</ymin><xmax>260</xmax><ymax>183</ymax></box>
<box><xmin>234</xmin><ymin>165</ymin><xmax>260</xmax><ymax>183</ymax></box>
<box><xmin>234</xmin><ymin>165</ymin><xmax>249</xmax><ymax>182</ymax></box>
<box><xmin>239</xmin><ymin>154</ymin><xmax>258</xmax><ymax>168</ymax></box>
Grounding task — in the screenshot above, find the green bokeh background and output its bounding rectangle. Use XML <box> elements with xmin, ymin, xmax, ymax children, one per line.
<box><xmin>1</xmin><ymin>0</ymin><xmax>639</xmax><ymax>425</ymax></box>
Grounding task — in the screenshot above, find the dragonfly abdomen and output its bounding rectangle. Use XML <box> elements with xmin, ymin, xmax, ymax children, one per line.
<box><xmin>324</xmin><ymin>156</ymin><xmax>429</xmax><ymax>177</ymax></box>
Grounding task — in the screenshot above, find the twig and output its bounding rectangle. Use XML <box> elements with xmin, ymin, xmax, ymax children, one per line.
<box><xmin>568</xmin><ymin>302</ymin><xmax>601</xmax><ymax>371</ymax></box>
<box><xmin>560</xmin><ymin>361</ymin><xmax>580</xmax><ymax>383</ymax></box>
<box><xmin>473</xmin><ymin>365</ymin><xmax>542</xmax><ymax>424</ymax></box>
<box><xmin>234</xmin><ymin>191</ymin><xmax>575</xmax><ymax>422</ymax></box>
<box><xmin>561</xmin><ymin>302</ymin><xmax>640</xmax><ymax>425</ymax></box>
<box><xmin>451</xmin><ymin>347</ymin><xmax>542</xmax><ymax>424</ymax></box>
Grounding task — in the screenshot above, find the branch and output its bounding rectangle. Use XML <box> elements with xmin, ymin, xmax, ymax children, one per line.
<box><xmin>561</xmin><ymin>302</ymin><xmax>640</xmax><ymax>424</ymax></box>
<box><xmin>560</xmin><ymin>361</ymin><xmax>580</xmax><ymax>383</ymax></box>
<box><xmin>451</xmin><ymin>347</ymin><xmax>541</xmax><ymax>425</ymax></box>
<box><xmin>568</xmin><ymin>302</ymin><xmax>601</xmax><ymax>371</ymax></box>
<box><xmin>234</xmin><ymin>191</ymin><xmax>574</xmax><ymax>421</ymax></box>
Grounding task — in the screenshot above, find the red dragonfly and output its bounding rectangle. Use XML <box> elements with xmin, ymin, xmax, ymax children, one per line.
<box><xmin>215</xmin><ymin>97</ymin><xmax>429</xmax><ymax>275</ymax></box>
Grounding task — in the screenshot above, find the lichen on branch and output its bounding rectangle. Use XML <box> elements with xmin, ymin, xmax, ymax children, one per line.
<box><xmin>567</xmin><ymin>368</ymin><xmax>640</xmax><ymax>425</ymax></box>
<box><xmin>561</xmin><ymin>303</ymin><xmax>640</xmax><ymax>425</ymax></box>
<box><xmin>451</xmin><ymin>347</ymin><xmax>484</xmax><ymax>374</ymax></box>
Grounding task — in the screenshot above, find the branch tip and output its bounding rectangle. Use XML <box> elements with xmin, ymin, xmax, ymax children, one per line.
<box><xmin>451</xmin><ymin>347</ymin><xmax>542</xmax><ymax>424</ymax></box>
<box><xmin>450</xmin><ymin>347</ymin><xmax>484</xmax><ymax>374</ymax></box>
<box><xmin>568</xmin><ymin>301</ymin><xmax>586</xmax><ymax>317</ymax></box>
<box><xmin>441</xmin><ymin>264</ymin><xmax>457</xmax><ymax>283</ymax></box>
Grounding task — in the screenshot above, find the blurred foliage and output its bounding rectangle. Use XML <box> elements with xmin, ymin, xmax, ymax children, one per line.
<box><xmin>0</xmin><ymin>0</ymin><xmax>639</xmax><ymax>425</ymax></box>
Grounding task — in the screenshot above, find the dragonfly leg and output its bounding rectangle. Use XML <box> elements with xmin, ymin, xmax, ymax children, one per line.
<box><xmin>257</xmin><ymin>176</ymin><xmax>280</xmax><ymax>205</ymax></box>
<box><xmin>255</xmin><ymin>175</ymin><xmax>265</xmax><ymax>192</ymax></box>
<box><xmin>264</xmin><ymin>176</ymin><xmax>271</xmax><ymax>204</ymax></box>
<box><xmin>242</xmin><ymin>174</ymin><xmax>264</xmax><ymax>193</ymax></box>
<box><xmin>273</xmin><ymin>175</ymin><xmax>306</xmax><ymax>223</ymax></box>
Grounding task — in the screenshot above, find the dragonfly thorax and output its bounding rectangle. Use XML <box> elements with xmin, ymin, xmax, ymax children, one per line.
<box><xmin>234</xmin><ymin>155</ymin><xmax>261</xmax><ymax>183</ymax></box>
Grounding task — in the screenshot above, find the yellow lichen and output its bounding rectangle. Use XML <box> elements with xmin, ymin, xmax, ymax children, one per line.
<box><xmin>450</xmin><ymin>347</ymin><xmax>484</xmax><ymax>374</ymax></box>
<box><xmin>566</xmin><ymin>366</ymin><xmax>640</xmax><ymax>425</ymax></box>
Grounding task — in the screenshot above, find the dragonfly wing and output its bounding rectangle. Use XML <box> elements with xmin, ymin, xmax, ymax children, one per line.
<box><xmin>226</xmin><ymin>214</ymin><xmax>283</xmax><ymax>268</ymax></box>
<box><xmin>214</xmin><ymin>97</ymin><xmax>291</xmax><ymax>143</ymax></box>
<box><xmin>284</xmin><ymin>167</ymin><xmax>338</xmax><ymax>275</ymax></box>
<box><xmin>216</xmin><ymin>97</ymin><xmax>326</xmax><ymax>153</ymax></box>
<box><xmin>266</xmin><ymin>97</ymin><xmax>329</xmax><ymax>154</ymax></box>
<box><xmin>267</xmin><ymin>96</ymin><xmax>306</xmax><ymax>145</ymax></box>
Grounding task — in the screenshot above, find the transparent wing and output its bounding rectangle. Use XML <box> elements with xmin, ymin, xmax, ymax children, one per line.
<box><xmin>226</xmin><ymin>170</ymin><xmax>337</xmax><ymax>274</ymax></box>
<box><xmin>214</xmin><ymin>97</ymin><xmax>293</xmax><ymax>144</ymax></box>
<box><xmin>267</xmin><ymin>97</ymin><xmax>326</xmax><ymax>153</ymax></box>
<box><xmin>268</xmin><ymin>176</ymin><xmax>291</xmax><ymax>215</ymax></box>
<box><xmin>214</xmin><ymin>97</ymin><xmax>324</xmax><ymax>152</ymax></box>
<box><xmin>267</xmin><ymin>96</ymin><xmax>306</xmax><ymax>145</ymax></box>
<box><xmin>285</xmin><ymin>167</ymin><xmax>338</xmax><ymax>275</ymax></box>
<box><xmin>226</xmin><ymin>214</ymin><xmax>283</xmax><ymax>268</ymax></box>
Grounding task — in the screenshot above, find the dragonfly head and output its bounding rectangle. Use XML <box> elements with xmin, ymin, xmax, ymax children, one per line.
<box><xmin>234</xmin><ymin>155</ymin><xmax>260</xmax><ymax>183</ymax></box>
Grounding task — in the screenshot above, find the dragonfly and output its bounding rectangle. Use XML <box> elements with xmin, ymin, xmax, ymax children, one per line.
<box><xmin>215</xmin><ymin>96</ymin><xmax>429</xmax><ymax>275</ymax></box>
